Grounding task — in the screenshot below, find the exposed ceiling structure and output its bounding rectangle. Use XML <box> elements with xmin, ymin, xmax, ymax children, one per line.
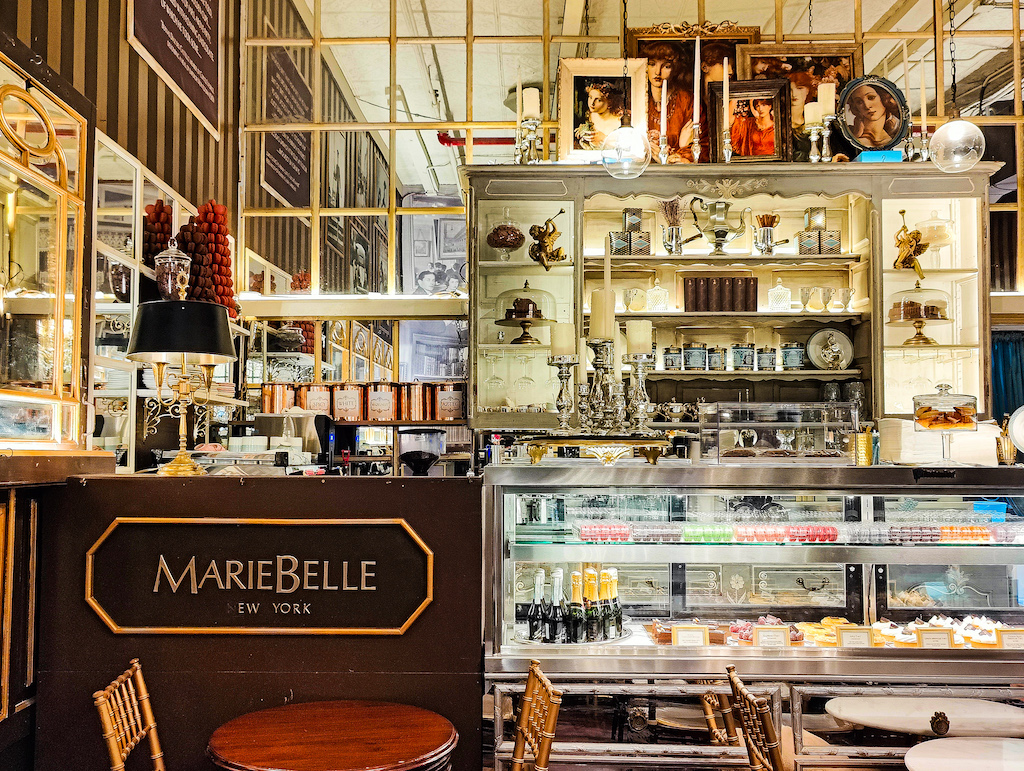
<box><xmin>309</xmin><ymin>0</ymin><xmax>1018</xmax><ymax>195</ymax></box>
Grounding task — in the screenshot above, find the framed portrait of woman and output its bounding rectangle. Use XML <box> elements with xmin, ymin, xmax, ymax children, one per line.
<box><xmin>838</xmin><ymin>75</ymin><xmax>910</xmax><ymax>152</ymax></box>
<box><xmin>708</xmin><ymin>79</ymin><xmax>791</xmax><ymax>162</ymax></box>
<box><xmin>556</xmin><ymin>58</ymin><xmax>648</xmax><ymax>161</ymax></box>
<box><xmin>736</xmin><ymin>44</ymin><xmax>862</xmax><ymax>129</ymax></box>
<box><xmin>625</xmin><ymin>21</ymin><xmax>760</xmax><ymax>163</ymax></box>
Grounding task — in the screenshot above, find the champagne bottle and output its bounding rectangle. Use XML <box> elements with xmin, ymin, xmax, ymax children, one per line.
<box><xmin>609</xmin><ymin>567</ymin><xmax>623</xmax><ymax>638</ymax></box>
<box><xmin>599</xmin><ymin>569</ymin><xmax>616</xmax><ymax>640</ymax></box>
<box><xmin>544</xmin><ymin>569</ymin><xmax>568</xmax><ymax>643</ymax></box>
<box><xmin>584</xmin><ymin>568</ymin><xmax>603</xmax><ymax>642</ymax></box>
<box><xmin>568</xmin><ymin>570</ymin><xmax>586</xmax><ymax>643</ymax></box>
<box><xmin>527</xmin><ymin>569</ymin><xmax>545</xmax><ymax>642</ymax></box>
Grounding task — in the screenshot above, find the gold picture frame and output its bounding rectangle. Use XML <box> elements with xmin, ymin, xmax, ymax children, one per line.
<box><xmin>556</xmin><ymin>58</ymin><xmax>649</xmax><ymax>162</ymax></box>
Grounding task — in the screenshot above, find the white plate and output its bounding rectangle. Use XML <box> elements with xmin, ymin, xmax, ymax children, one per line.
<box><xmin>806</xmin><ymin>328</ymin><xmax>854</xmax><ymax>370</ymax></box>
<box><xmin>1007</xmin><ymin>405</ymin><xmax>1024</xmax><ymax>454</ymax></box>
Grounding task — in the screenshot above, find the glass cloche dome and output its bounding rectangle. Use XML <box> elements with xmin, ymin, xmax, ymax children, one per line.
<box><xmin>886</xmin><ymin>280</ymin><xmax>952</xmax><ymax>346</ymax></box>
<box><xmin>493</xmin><ymin>280</ymin><xmax>557</xmax><ymax>345</ymax></box>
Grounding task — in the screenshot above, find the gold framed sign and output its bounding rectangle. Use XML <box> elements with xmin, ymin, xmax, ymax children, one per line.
<box><xmin>128</xmin><ymin>0</ymin><xmax>223</xmax><ymax>140</ymax></box>
<box><xmin>86</xmin><ymin>517</ymin><xmax>433</xmax><ymax>635</ymax></box>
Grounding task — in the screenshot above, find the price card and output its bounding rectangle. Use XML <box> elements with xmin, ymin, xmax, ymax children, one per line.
<box><xmin>753</xmin><ymin>625</ymin><xmax>791</xmax><ymax>648</ymax></box>
<box><xmin>837</xmin><ymin>626</ymin><xmax>875</xmax><ymax>648</ymax></box>
<box><xmin>671</xmin><ymin>625</ymin><xmax>710</xmax><ymax>647</ymax></box>
<box><xmin>916</xmin><ymin>628</ymin><xmax>954</xmax><ymax>649</ymax></box>
<box><xmin>996</xmin><ymin>628</ymin><xmax>1024</xmax><ymax>649</ymax></box>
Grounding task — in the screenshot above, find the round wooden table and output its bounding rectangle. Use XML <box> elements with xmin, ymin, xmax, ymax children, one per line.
<box><xmin>904</xmin><ymin>737</ymin><xmax>1024</xmax><ymax>771</ymax></box>
<box><xmin>207</xmin><ymin>700</ymin><xmax>459</xmax><ymax>771</ymax></box>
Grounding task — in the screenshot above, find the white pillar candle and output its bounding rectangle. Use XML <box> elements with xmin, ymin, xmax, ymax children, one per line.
<box><xmin>626</xmin><ymin>320</ymin><xmax>653</xmax><ymax>354</ymax></box>
<box><xmin>920</xmin><ymin>59</ymin><xmax>927</xmax><ymax>135</ymax></box>
<box><xmin>817</xmin><ymin>82</ymin><xmax>836</xmax><ymax>116</ymax></box>
<box><xmin>660</xmin><ymin>79</ymin><xmax>668</xmax><ymax>137</ymax></box>
<box><xmin>551</xmin><ymin>322</ymin><xmax>576</xmax><ymax>356</ymax></box>
<box><xmin>590</xmin><ymin>288</ymin><xmax>616</xmax><ymax>340</ymax></box>
<box><xmin>804</xmin><ymin>102</ymin><xmax>823</xmax><ymax>126</ymax></box>
<box><xmin>516</xmin><ymin>73</ymin><xmax>522</xmax><ymax>126</ymax></box>
<box><xmin>522</xmin><ymin>87</ymin><xmax>541</xmax><ymax>120</ymax></box>
<box><xmin>722</xmin><ymin>57</ymin><xmax>729</xmax><ymax>133</ymax></box>
<box><xmin>693</xmin><ymin>37</ymin><xmax>701</xmax><ymax>130</ymax></box>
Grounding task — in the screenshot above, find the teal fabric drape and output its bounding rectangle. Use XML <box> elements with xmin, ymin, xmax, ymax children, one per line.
<box><xmin>992</xmin><ymin>331</ymin><xmax>1024</xmax><ymax>420</ymax></box>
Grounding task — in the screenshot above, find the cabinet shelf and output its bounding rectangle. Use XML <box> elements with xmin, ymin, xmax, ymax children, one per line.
<box><xmin>335</xmin><ymin>420</ymin><xmax>467</xmax><ymax>427</ymax></box>
<box><xmin>583</xmin><ymin>253</ymin><xmax>862</xmax><ymax>268</ymax></box>
<box><xmin>478</xmin><ymin>261</ymin><xmax>573</xmax><ymax>274</ymax></box>
<box><xmin>508</xmin><ymin>542</ymin><xmax>1024</xmax><ymax>566</ymax></box>
<box><xmin>584</xmin><ymin>311</ymin><xmax>864</xmax><ymax>328</ymax></box>
<box><xmin>647</xmin><ymin>369</ymin><xmax>862</xmax><ymax>381</ymax></box>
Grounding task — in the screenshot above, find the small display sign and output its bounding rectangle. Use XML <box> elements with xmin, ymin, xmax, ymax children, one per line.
<box><xmin>916</xmin><ymin>628</ymin><xmax>954</xmax><ymax>649</ymax></box>
<box><xmin>996</xmin><ymin>628</ymin><xmax>1024</xmax><ymax>649</ymax></box>
<box><xmin>753</xmin><ymin>625</ymin><xmax>791</xmax><ymax>648</ymax></box>
<box><xmin>837</xmin><ymin>626</ymin><xmax>874</xmax><ymax>648</ymax></box>
<box><xmin>671</xmin><ymin>625</ymin><xmax>710</xmax><ymax>647</ymax></box>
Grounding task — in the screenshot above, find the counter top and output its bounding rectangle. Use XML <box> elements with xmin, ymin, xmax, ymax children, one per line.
<box><xmin>0</xmin><ymin>450</ymin><xmax>114</xmax><ymax>486</ymax></box>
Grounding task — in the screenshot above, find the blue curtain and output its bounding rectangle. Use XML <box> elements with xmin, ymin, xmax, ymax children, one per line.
<box><xmin>992</xmin><ymin>331</ymin><xmax>1024</xmax><ymax>420</ymax></box>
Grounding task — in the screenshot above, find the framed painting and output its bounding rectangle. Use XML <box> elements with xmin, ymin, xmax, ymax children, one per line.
<box><xmin>556</xmin><ymin>58</ymin><xmax>648</xmax><ymax>161</ymax></box>
<box><xmin>837</xmin><ymin>75</ymin><xmax>910</xmax><ymax>151</ymax></box>
<box><xmin>737</xmin><ymin>43</ymin><xmax>862</xmax><ymax>129</ymax></box>
<box><xmin>709</xmin><ymin>79</ymin><xmax>791</xmax><ymax>162</ymax></box>
<box><xmin>625</xmin><ymin>21</ymin><xmax>761</xmax><ymax>163</ymax></box>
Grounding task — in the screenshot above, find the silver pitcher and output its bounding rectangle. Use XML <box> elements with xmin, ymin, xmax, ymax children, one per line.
<box><xmin>690</xmin><ymin>198</ymin><xmax>751</xmax><ymax>256</ymax></box>
<box><xmin>662</xmin><ymin>225</ymin><xmax>701</xmax><ymax>255</ymax></box>
<box><xmin>753</xmin><ymin>226</ymin><xmax>789</xmax><ymax>256</ymax></box>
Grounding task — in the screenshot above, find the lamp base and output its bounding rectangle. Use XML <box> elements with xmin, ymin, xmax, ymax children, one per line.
<box><xmin>157</xmin><ymin>449</ymin><xmax>207</xmax><ymax>476</ymax></box>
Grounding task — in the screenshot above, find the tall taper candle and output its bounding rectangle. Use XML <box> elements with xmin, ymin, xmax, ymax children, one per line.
<box><xmin>919</xmin><ymin>59</ymin><xmax>927</xmax><ymax>136</ymax></box>
<box><xmin>614</xmin><ymin>330</ymin><xmax>625</xmax><ymax>381</ymax></box>
<box><xmin>516</xmin><ymin>72</ymin><xmax>522</xmax><ymax>126</ymax></box>
<box><xmin>901</xmin><ymin>42</ymin><xmax>910</xmax><ymax>95</ymax></box>
<box><xmin>693</xmin><ymin>37</ymin><xmax>701</xmax><ymax>130</ymax></box>
<box><xmin>660</xmin><ymin>78</ymin><xmax>668</xmax><ymax>137</ymax></box>
<box><xmin>722</xmin><ymin>57</ymin><xmax>730</xmax><ymax>134</ymax></box>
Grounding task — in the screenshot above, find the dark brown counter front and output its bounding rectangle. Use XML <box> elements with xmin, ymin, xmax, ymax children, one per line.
<box><xmin>33</xmin><ymin>476</ymin><xmax>483</xmax><ymax>771</ymax></box>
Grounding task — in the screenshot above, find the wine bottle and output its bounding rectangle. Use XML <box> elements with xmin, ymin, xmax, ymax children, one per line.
<box><xmin>599</xmin><ymin>569</ymin><xmax>616</xmax><ymax>640</ymax></box>
<box><xmin>584</xmin><ymin>568</ymin><xmax>603</xmax><ymax>642</ymax></box>
<box><xmin>526</xmin><ymin>568</ymin><xmax>545</xmax><ymax>642</ymax></box>
<box><xmin>544</xmin><ymin>569</ymin><xmax>568</xmax><ymax>643</ymax></box>
<box><xmin>609</xmin><ymin>567</ymin><xmax>623</xmax><ymax>638</ymax></box>
<box><xmin>568</xmin><ymin>570</ymin><xmax>586</xmax><ymax>643</ymax></box>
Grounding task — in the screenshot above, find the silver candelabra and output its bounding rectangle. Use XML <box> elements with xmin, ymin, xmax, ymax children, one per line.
<box><xmin>547</xmin><ymin>355</ymin><xmax>578</xmax><ymax>434</ymax></box>
<box><xmin>808</xmin><ymin>123</ymin><xmax>823</xmax><ymax>163</ymax></box>
<box><xmin>821</xmin><ymin>114</ymin><xmax>835</xmax><ymax>162</ymax></box>
<box><xmin>625</xmin><ymin>352</ymin><xmax>656</xmax><ymax>434</ymax></box>
<box><xmin>514</xmin><ymin>118</ymin><xmax>542</xmax><ymax>164</ymax></box>
<box><xmin>584</xmin><ymin>339</ymin><xmax>626</xmax><ymax>434</ymax></box>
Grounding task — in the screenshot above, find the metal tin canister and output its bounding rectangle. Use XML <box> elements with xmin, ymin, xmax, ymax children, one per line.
<box><xmin>435</xmin><ymin>381</ymin><xmax>465</xmax><ymax>420</ymax></box>
<box><xmin>781</xmin><ymin>342</ymin><xmax>806</xmax><ymax>370</ymax></box>
<box><xmin>261</xmin><ymin>382</ymin><xmax>294</xmax><ymax>414</ymax></box>
<box><xmin>756</xmin><ymin>346</ymin><xmax>777</xmax><ymax>372</ymax></box>
<box><xmin>708</xmin><ymin>347</ymin><xmax>726</xmax><ymax>371</ymax></box>
<box><xmin>663</xmin><ymin>346</ymin><xmax>682</xmax><ymax>371</ymax></box>
<box><xmin>399</xmin><ymin>382</ymin><xmax>433</xmax><ymax>421</ymax></box>
<box><xmin>332</xmin><ymin>383</ymin><xmax>365</xmax><ymax>421</ymax></box>
<box><xmin>296</xmin><ymin>383</ymin><xmax>332</xmax><ymax>414</ymax></box>
<box><xmin>366</xmin><ymin>382</ymin><xmax>398</xmax><ymax>421</ymax></box>
<box><xmin>683</xmin><ymin>342</ymin><xmax>707</xmax><ymax>370</ymax></box>
<box><xmin>731</xmin><ymin>344</ymin><xmax>755</xmax><ymax>371</ymax></box>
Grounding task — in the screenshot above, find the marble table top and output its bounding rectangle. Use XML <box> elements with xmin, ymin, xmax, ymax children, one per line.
<box><xmin>825</xmin><ymin>697</ymin><xmax>1024</xmax><ymax>737</ymax></box>
<box><xmin>904</xmin><ymin>738</ymin><xmax>1024</xmax><ymax>771</ymax></box>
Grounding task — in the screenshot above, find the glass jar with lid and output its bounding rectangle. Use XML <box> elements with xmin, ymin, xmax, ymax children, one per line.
<box><xmin>485</xmin><ymin>207</ymin><xmax>526</xmax><ymax>261</ymax></box>
<box><xmin>493</xmin><ymin>280</ymin><xmax>557</xmax><ymax>345</ymax></box>
<box><xmin>913</xmin><ymin>383</ymin><xmax>978</xmax><ymax>464</ymax></box>
<box><xmin>886</xmin><ymin>280</ymin><xmax>952</xmax><ymax>346</ymax></box>
<box><xmin>767</xmin><ymin>278</ymin><xmax>792</xmax><ymax>312</ymax></box>
<box><xmin>914</xmin><ymin>210</ymin><xmax>955</xmax><ymax>258</ymax></box>
<box><xmin>154</xmin><ymin>239</ymin><xmax>192</xmax><ymax>300</ymax></box>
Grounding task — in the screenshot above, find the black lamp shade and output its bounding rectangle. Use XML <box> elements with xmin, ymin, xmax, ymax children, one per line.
<box><xmin>126</xmin><ymin>300</ymin><xmax>237</xmax><ymax>365</ymax></box>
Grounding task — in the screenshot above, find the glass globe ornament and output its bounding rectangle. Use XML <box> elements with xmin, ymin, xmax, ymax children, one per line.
<box><xmin>930</xmin><ymin>118</ymin><xmax>986</xmax><ymax>173</ymax></box>
<box><xmin>600</xmin><ymin>123</ymin><xmax>651</xmax><ymax>179</ymax></box>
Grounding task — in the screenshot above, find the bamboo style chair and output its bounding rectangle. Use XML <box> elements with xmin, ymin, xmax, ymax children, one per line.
<box><xmin>701</xmin><ymin>688</ymin><xmax>741</xmax><ymax>746</ymax></box>
<box><xmin>510</xmin><ymin>659</ymin><xmax>563</xmax><ymax>771</ymax></box>
<box><xmin>726</xmin><ymin>664</ymin><xmax>785</xmax><ymax>771</ymax></box>
<box><xmin>93</xmin><ymin>658</ymin><xmax>166</xmax><ymax>771</ymax></box>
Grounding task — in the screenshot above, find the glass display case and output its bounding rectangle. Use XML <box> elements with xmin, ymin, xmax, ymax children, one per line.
<box><xmin>485</xmin><ymin>465</ymin><xmax>1024</xmax><ymax>680</ymax></box>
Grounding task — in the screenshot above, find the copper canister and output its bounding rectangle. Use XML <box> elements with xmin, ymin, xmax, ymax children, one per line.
<box><xmin>435</xmin><ymin>381</ymin><xmax>465</xmax><ymax>421</ymax></box>
<box><xmin>261</xmin><ymin>383</ymin><xmax>294</xmax><ymax>414</ymax></box>
<box><xmin>399</xmin><ymin>382</ymin><xmax>433</xmax><ymax>421</ymax></box>
<box><xmin>366</xmin><ymin>382</ymin><xmax>398</xmax><ymax>421</ymax></box>
<box><xmin>332</xmin><ymin>382</ymin><xmax>365</xmax><ymax>421</ymax></box>
<box><xmin>296</xmin><ymin>384</ymin><xmax>331</xmax><ymax>414</ymax></box>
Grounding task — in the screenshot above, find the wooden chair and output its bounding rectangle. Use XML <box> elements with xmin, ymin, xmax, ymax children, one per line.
<box><xmin>726</xmin><ymin>664</ymin><xmax>785</xmax><ymax>771</ymax></box>
<box><xmin>93</xmin><ymin>658</ymin><xmax>165</xmax><ymax>771</ymax></box>
<box><xmin>701</xmin><ymin>688</ymin><xmax>741</xmax><ymax>746</ymax></box>
<box><xmin>510</xmin><ymin>659</ymin><xmax>562</xmax><ymax>771</ymax></box>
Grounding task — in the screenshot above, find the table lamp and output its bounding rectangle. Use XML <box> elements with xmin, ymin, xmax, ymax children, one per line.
<box><xmin>126</xmin><ymin>291</ymin><xmax>237</xmax><ymax>476</ymax></box>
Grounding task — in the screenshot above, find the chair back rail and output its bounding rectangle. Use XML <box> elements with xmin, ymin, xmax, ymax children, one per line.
<box><xmin>93</xmin><ymin>658</ymin><xmax>166</xmax><ymax>771</ymax></box>
<box><xmin>727</xmin><ymin>665</ymin><xmax>785</xmax><ymax>771</ymax></box>
<box><xmin>511</xmin><ymin>659</ymin><xmax>563</xmax><ymax>771</ymax></box>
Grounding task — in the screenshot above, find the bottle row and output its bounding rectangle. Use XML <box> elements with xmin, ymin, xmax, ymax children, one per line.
<box><xmin>525</xmin><ymin>568</ymin><xmax>623</xmax><ymax>645</ymax></box>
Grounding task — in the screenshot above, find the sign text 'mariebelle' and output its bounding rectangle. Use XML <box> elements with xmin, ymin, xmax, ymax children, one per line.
<box><xmin>153</xmin><ymin>555</ymin><xmax>377</xmax><ymax>595</ymax></box>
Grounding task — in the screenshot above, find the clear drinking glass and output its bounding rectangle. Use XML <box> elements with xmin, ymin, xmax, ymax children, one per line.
<box><xmin>817</xmin><ymin>286</ymin><xmax>835</xmax><ymax>313</ymax></box>
<box><xmin>799</xmin><ymin>287</ymin><xmax>815</xmax><ymax>312</ymax></box>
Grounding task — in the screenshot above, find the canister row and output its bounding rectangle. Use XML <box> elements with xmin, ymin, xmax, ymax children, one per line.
<box><xmin>663</xmin><ymin>343</ymin><xmax>806</xmax><ymax>371</ymax></box>
<box><xmin>260</xmin><ymin>381</ymin><xmax>465</xmax><ymax>422</ymax></box>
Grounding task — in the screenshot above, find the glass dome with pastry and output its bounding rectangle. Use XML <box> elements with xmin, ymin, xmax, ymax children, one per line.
<box><xmin>494</xmin><ymin>280</ymin><xmax>556</xmax><ymax>345</ymax></box>
<box><xmin>886</xmin><ymin>280</ymin><xmax>952</xmax><ymax>345</ymax></box>
<box><xmin>913</xmin><ymin>384</ymin><xmax>977</xmax><ymax>465</ymax></box>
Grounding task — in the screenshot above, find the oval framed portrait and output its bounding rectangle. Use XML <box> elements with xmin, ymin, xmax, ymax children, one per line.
<box><xmin>837</xmin><ymin>75</ymin><xmax>910</xmax><ymax>152</ymax></box>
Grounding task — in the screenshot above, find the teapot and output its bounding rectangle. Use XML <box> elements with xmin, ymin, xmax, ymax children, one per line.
<box><xmin>659</xmin><ymin>399</ymin><xmax>688</xmax><ymax>419</ymax></box>
<box><xmin>690</xmin><ymin>198</ymin><xmax>751</xmax><ymax>256</ymax></box>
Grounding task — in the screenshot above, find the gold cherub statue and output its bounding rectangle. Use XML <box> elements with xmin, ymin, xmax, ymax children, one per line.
<box><xmin>528</xmin><ymin>208</ymin><xmax>568</xmax><ymax>270</ymax></box>
<box><xmin>893</xmin><ymin>209</ymin><xmax>928</xmax><ymax>279</ymax></box>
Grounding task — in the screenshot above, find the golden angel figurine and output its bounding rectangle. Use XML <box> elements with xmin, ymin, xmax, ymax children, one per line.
<box><xmin>528</xmin><ymin>208</ymin><xmax>567</xmax><ymax>270</ymax></box>
<box><xmin>893</xmin><ymin>209</ymin><xmax>928</xmax><ymax>279</ymax></box>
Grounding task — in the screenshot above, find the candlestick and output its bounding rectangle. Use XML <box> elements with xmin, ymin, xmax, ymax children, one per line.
<box><xmin>902</xmin><ymin>42</ymin><xmax>910</xmax><ymax>96</ymax></box>
<box><xmin>660</xmin><ymin>79</ymin><xmax>668</xmax><ymax>137</ymax></box>
<box><xmin>817</xmin><ymin>83</ymin><xmax>836</xmax><ymax>116</ymax></box>
<box><xmin>659</xmin><ymin>133</ymin><xmax>669</xmax><ymax>165</ymax></box>
<box><xmin>821</xmin><ymin>114</ymin><xmax>835</xmax><ymax>162</ymax></box>
<box><xmin>625</xmin><ymin>319</ymin><xmax>652</xmax><ymax>354</ymax></box>
<box><xmin>547</xmin><ymin>355</ymin><xmax>579</xmax><ymax>434</ymax></box>
<box><xmin>691</xmin><ymin>121</ymin><xmax>701</xmax><ymax>164</ymax></box>
<box><xmin>522</xmin><ymin>87</ymin><xmax>541</xmax><ymax>121</ymax></box>
<box><xmin>808</xmin><ymin>124</ymin><xmax>823</xmax><ymax>163</ymax></box>
<box><xmin>722</xmin><ymin>56</ymin><xmax>730</xmax><ymax>140</ymax></box>
<box><xmin>551</xmin><ymin>322</ymin><xmax>576</xmax><ymax>356</ymax></box>
<box><xmin>625</xmin><ymin>352</ymin><xmax>656</xmax><ymax>435</ymax></box>
<box><xmin>722</xmin><ymin>128</ymin><xmax>733</xmax><ymax>162</ymax></box>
